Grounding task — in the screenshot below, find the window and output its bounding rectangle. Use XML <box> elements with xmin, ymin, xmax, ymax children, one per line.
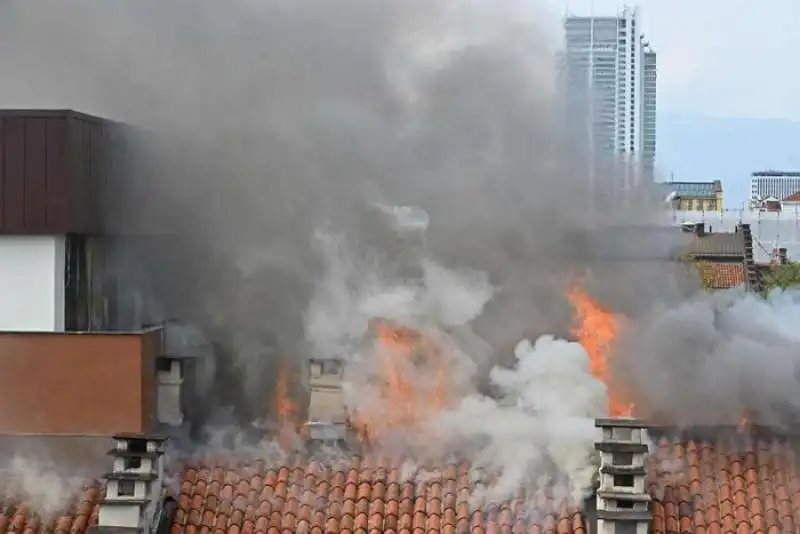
<box><xmin>124</xmin><ymin>456</ymin><xmax>142</xmax><ymax>470</ymax></box>
<box><xmin>157</xmin><ymin>359</ymin><xmax>172</xmax><ymax>373</ymax></box>
<box><xmin>613</xmin><ymin>452</ymin><xmax>634</xmax><ymax>465</ymax></box>
<box><xmin>129</xmin><ymin>439</ymin><xmax>148</xmax><ymax>454</ymax></box>
<box><xmin>614</xmin><ymin>474</ymin><xmax>635</xmax><ymax>487</ymax></box>
<box><xmin>321</xmin><ymin>360</ymin><xmax>342</xmax><ymax>375</ymax></box>
<box><xmin>708</xmin><ymin>200</ymin><xmax>717</xmax><ymax>211</ymax></box>
<box><xmin>616</xmin><ymin>500</ymin><xmax>635</xmax><ymax>509</ymax></box>
<box><xmin>617</xmin><ymin>521</ymin><xmax>638</xmax><ymax>534</ymax></box>
<box><xmin>118</xmin><ymin>480</ymin><xmax>136</xmax><ymax>497</ymax></box>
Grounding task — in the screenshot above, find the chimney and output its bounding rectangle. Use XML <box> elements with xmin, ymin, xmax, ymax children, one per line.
<box><xmin>91</xmin><ymin>434</ymin><xmax>169</xmax><ymax>533</ymax></box>
<box><xmin>779</xmin><ymin>248</ymin><xmax>788</xmax><ymax>264</ymax></box>
<box><xmin>156</xmin><ymin>356</ymin><xmax>184</xmax><ymax>426</ymax></box>
<box><xmin>594</xmin><ymin>418</ymin><xmax>651</xmax><ymax>534</ymax></box>
<box><xmin>308</xmin><ymin>358</ymin><xmax>346</xmax><ymax>425</ymax></box>
<box><xmin>694</xmin><ymin>222</ymin><xmax>705</xmax><ymax>237</ymax></box>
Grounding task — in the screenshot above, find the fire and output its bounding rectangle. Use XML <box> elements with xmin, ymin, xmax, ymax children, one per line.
<box><xmin>349</xmin><ymin>320</ymin><xmax>454</xmax><ymax>443</ymax></box>
<box><xmin>275</xmin><ymin>364</ymin><xmax>299</xmax><ymax>447</ymax></box>
<box><xmin>566</xmin><ymin>283</ymin><xmax>634</xmax><ymax>417</ymax></box>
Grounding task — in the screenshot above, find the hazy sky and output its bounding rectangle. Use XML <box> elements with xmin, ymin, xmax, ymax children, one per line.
<box><xmin>544</xmin><ymin>0</ymin><xmax>800</xmax><ymax>120</ymax></box>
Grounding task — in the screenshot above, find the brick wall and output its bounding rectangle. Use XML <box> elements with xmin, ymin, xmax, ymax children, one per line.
<box><xmin>0</xmin><ymin>328</ymin><xmax>162</xmax><ymax>435</ymax></box>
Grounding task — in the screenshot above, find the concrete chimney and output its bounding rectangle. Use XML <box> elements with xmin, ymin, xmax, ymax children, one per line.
<box><xmin>594</xmin><ymin>418</ymin><xmax>651</xmax><ymax>534</ymax></box>
<box><xmin>156</xmin><ymin>357</ymin><xmax>184</xmax><ymax>426</ymax></box>
<box><xmin>91</xmin><ymin>434</ymin><xmax>169</xmax><ymax>533</ymax></box>
<box><xmin>308</xmin><ymin>358</ymin><xmax>346</xmax><ymax>424</ymax></box>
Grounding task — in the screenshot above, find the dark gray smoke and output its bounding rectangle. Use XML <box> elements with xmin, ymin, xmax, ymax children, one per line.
<box><xmin>0</xmin><ymin>0</ymin><xmax>691</xmax><ymax>426</ymax></box>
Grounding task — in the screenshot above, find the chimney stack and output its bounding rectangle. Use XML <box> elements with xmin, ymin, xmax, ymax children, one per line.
<box><xmin>156</xmin><ymin>357</ymin><xmax>184</xmax><ymax>426</ymax></box>
<box><xmin>594</xmin><ymin>418</ymin><xmax>651</xmax><ymax>534</ymax></box>
<box><xmin>694</xmin><ymin>222</ymin><xmax>705</xmax><ymax>237</ymax></box>
<box><xmin>308</xmin><ymin>358</ymin><xmax>346</xmax><ymax>425</ymax></box>
<box><xmin>90</xmin><ymin>434</ymin><xmax>168</xmax><ymax>533</ymax></box>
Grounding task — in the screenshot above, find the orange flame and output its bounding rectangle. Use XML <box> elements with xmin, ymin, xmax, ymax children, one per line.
<box><xmin>349</xmin><ymin>320</ymin><xmax>453</xmax><ymax>444</ymax></box>
<box><xmin>275</xmin><ymin>364</ymin><xmax>299</xmax><ymax>448</ymax></box>
<box><xmin>566</xmin><ymin>282</ymin><xmax>634</xmax><ymax>417</ymax></box>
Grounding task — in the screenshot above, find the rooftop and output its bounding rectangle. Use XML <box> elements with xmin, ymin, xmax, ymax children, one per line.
<box><xmin>658</xmin><ymin>180</ymin><xmax>722</xmax><ymax>199</ymax></box>
<box><xmin>695</xmin><ymin>262</ymin><xmax>747</xmax><ymax>289</ymax></box>
<box><xmin>3</xmin><ymin>433</ymin><xmax>799</xmax><ymax>534</ymax></box>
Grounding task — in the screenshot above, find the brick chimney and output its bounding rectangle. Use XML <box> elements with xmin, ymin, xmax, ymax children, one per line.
<box><xmin>91</xmin><ymin>434</ymin><xmax>168</xmax><ymax>533</ymax></box>
<box><xmin>594</xmin><ymin>418</ymin><xmax>651</xmax><ymax>534</ymax></box>
<box><xmin>308</xmin><ymin>358</ymin><xmax>346</xmax><ymax>424</ymax></box>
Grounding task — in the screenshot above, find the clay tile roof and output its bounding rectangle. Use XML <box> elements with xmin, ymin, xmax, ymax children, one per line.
<box><xmin>0</xmin><ymin>483</ymin><xmax>101</xmax><ymax>534</ymax></box>
<box><xmin>650</xmin><ymin>437</ymin><xmax>800</xmax><ymax>534</ymax></box>
<box><xmin>171</xmin><ymin>457</ymin><xmax>586</xmax><ymax>534</ymax></box>
<box><xmin>696</xmin><ymin>262</ymin><xmax>747</xmax><ymax>289</ymax></box>
<box><xmin>172</xmin><ymin>437</ymin><xmax>800</xmax><ymax>534</ymax></box>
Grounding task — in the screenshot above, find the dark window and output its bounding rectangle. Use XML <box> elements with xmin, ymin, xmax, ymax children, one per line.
<box><xmin>617</xmin><ymin>500</ymin><xmax>635</xmax><ymax>509</ymax></box>
<box><xmin>157</xmin><ymin>359</ymin><xmax>172</xmax><ymax>373</ymax></box>
<box><xmin>613</xmin><ymin>452</ymin><xmax>634</xmax><ymax>465</ymax></box>
<box><xmin>118</xmin><ymin>480</ymin><xmax>136</xmax><ymax>497</ymax></box>
<box><xmin>124</xmin><ymin>456</ymin><xmax>142</xmax><ymax>470</ymax></box>
<box><xmin>614</xmin><ymin>474</ymin><xmax>635</xmax><ymax>487</ymax></box>
<box><xmin>128</xmin><ymin>439</ymin><xmax>148</xmax><ymax>454</ymax></box>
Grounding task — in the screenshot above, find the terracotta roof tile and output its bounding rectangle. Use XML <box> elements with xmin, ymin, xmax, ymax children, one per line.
<box><xmin>696</xmin><ymin>262</ymin><xmax>747</xmax><ymax>289</ymax></box>
<box><xmin>173</xmin><ymin>457</ymin><xmax>585</xmax><ymax>534</ymax></box>
<box><xmin>0</xmin><ymin>483</ymin><xmax>101</xmax><ymax>534</ymax></box>
<box><xmin>650</xmin><ymin>437</ymin><xmax>800</xmax><ymax>534</ymax></box>
<box><xmin>173</xmin><ymin>437</ymin><xmax>800</xmax><ymax>534</ymax></box>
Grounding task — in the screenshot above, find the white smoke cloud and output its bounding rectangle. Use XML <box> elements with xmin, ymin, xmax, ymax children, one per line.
<box><xmin>0</xmin><ymin>456</ymin><xmax>88</xmax><ymax>520</ymax></box>
<box><xmin>304</xmin><ymin>210</ymin><xmax>607</xmax><ymax>509</ymax></box>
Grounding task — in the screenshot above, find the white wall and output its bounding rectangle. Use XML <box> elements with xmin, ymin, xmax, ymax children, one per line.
<box><xmin>0</xmin><ymin>236</ymin><xmax>65</xmax><ymax>331</ymax></box>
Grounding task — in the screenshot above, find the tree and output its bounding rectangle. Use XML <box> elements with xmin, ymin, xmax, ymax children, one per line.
<box><xmin>762</xmin><ymin>261</ymin><xmax>800</xmax><ymax>294</ymax></box>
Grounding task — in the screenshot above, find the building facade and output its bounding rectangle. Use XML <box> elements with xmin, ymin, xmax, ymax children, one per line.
<box><xmin>564</xmin><ymin>5</ymin><xmax>657</xmax><ymax>194</ymax></box>
<box><xmin>661</xmin><ymin>180</ymin><xmax>723</xmax><ymax>213</ymax></box>
<box><xmin>750</xmin><ymin>170</ymin><xmax>800</xmax><ymax>208</ymax></box>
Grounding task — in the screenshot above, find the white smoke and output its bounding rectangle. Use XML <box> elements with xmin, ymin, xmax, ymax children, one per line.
<box><xmin>303</xmin><ymin>210</ymin><xmax>607</xmax><ymax>509</ymax></box>
<box><xmin>0</xmin><ymin>456</ymin><xmax>88</xmax><ymax>520</ymax></box>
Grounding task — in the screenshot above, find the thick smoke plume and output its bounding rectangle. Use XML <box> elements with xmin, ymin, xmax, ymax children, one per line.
<box><xmin>6</xmin><ymin>0</ymin><xmax>800</xmax><ymax>518</ymax></box>
<box><xmin>0</xmin><ymin>0</ymin><xmax>680</xmax><ymax>425</ymax></box>
<box><xmin>618</xmin><ymin>287</ymin><xmax>800</xmax><ymax>428</ymax></box>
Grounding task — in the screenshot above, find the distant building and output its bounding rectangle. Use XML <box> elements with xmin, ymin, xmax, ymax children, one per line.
<box><xmin>750</xmin><ymin>170</ymin><xmax>800</xmax><ymax>209</ymax></box>
<box><xmin>661</xmin><ymin>180</ymin><xmax>723</xmax><ymax>212</ymax></box>
<box><xmin>563</xmin><ymin>5</ymin><xmax>657</xmax><ymax>193</ymax></box>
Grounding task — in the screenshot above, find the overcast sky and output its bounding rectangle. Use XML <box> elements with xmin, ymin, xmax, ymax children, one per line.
<box><xmin>543</xmin><ymin>0</ymin><xmax>800</xmax><ymax>120</ymax></box>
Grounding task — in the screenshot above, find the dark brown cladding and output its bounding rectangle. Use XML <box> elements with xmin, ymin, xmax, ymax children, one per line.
<box><xmin>0</xmin><ymin>109</ymin><xmax>115</xmax><ymax>235</ymax></box>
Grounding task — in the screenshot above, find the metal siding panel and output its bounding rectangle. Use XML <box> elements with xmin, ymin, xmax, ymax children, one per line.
<box><xmin>2</xmin><ymin>118</ymin><xmax>26</xmax><ymax>233</ymax></box>
<box><xmin>45</xmin><ymin>117</ymin><xmax>69</xmax><ymax>231</ymax></box>
<box><xmin>67</xmin><ymin>116</ymin><xmax>85</xmax><ymax>233</ymax></box>
<box><xmin>0</xmin><ymin>118</ymin><xmax>4</xmax><ymax>232</ymax></box>
<box><xmin>88</xmin><ymin>121</ymin><xmax>104</xmax><ymax>233</ymax></box>
<box><xmin>24</xmin><ymin>118</ymin><xmax>47</xmax><ymax>231</ymax></box>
